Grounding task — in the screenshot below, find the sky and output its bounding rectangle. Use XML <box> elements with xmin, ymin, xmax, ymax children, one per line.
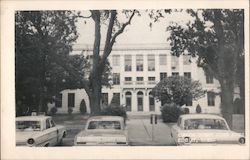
<box><xmin>74</xmin><ymin>10</ymin><xmax>194</xmax><ymax>47</ymax></box>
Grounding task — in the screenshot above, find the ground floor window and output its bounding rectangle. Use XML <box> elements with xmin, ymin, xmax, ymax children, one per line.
<box><xmin>125</xmin><ymin>91</ymin><xmax>132</xmax><ymax>111</ymax></box>
<box><xmin>149</xmin><ymin>92</ymin><xmax>155</xmax><ymax>111</ymax></box>
<box><xmin>55</xmin><ymin>93</ymin><xmax>62</xmax><ymax>108</ymax></box>
<box><xmin>137</xmin><ymin>91</ymin><xmax>143</xmax><ymax>111</ymax></box>
<box><xmin>207</xmin><ymin>92</ymin><xmax>215</xmax><ymax>106</ymax></box>
<box><xmin>102</xmin><ymin>93</ymin><xmax>109</xmax><ymax>107</ymax></box>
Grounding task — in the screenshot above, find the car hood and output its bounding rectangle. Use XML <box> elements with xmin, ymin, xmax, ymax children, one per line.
<box><xmin>16</xmin><ymin>131</ymin><xmax>38</xmax><ymax>143</ymax></box>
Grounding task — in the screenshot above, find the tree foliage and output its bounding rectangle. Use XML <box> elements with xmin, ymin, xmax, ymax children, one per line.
<box><xmin>152</xmin><ymin>76</ymin><xmax>205</xmax><ymax>106</ymax></box>
<box><xmin>167</xmin><ymin>9</ymin><xmax>244</xmax><ymax>127</ymax></box>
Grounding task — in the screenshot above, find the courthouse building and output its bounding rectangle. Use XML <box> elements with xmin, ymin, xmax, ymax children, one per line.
<box><xmin>54</xmin><ymin>43</ymin><xmax>221</xmax><ymax>115</ymax></box>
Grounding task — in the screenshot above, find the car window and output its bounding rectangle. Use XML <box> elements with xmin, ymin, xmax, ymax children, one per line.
<box><xmin>50</xmin><ymin>119</ymin><xmax>56</xmax><ymax>128</ymax></box>
<box><xmin>184</xmin><ymin>119</ymin><xmax>228</xmax><ymax>130</ymax></box>
<box><xmin>46</xmin><ymin>119</ymin><xmax>50</xmax><ymax>129</ymax></box>
<box><xmin>16</xmin><ymin>120</ymin><xmax>41</xmax><ymax>131</ymax></box>
<box><xmin>87</xmin><ymin>121</ymin><xmax>121</xmax><ymax>130</ymax></box>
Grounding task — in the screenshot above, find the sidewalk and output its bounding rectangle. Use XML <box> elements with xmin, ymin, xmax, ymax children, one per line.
<box><xmin>127</xmin><ymin>118</ymin><xmax>175</xmax><ymax>146</ymax></box>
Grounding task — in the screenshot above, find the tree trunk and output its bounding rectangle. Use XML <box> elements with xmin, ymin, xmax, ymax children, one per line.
<box><xmin>220</xmin><ymin>81</ymin><xmax>234</xmax><ymax>129</ymax></box>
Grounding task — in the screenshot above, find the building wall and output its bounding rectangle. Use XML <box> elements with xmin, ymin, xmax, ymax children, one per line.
<box><xmin>57</xmin><ymin>44</ymin><xmax>221</xmax><ymax>115</ymax></box>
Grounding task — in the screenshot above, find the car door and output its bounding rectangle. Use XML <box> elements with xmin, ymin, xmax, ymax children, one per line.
<box><xmin>44</xmin><ymin>118</ymin><xmax>58</xmax><ymax>146</ymax></box>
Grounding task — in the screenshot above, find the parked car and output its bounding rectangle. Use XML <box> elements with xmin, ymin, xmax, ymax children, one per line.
<box><xmin>16</xmin><ymin>115</ymin><xmax>66</xmax><ymax>146</ymax></box>
<box><xmin>171</xmin><ymin>114</ymin><xmax>245</xmax><ymax>145</ymax></box>
<box><xmin>74</xmin><ymin>116</ymin><xmax>128</xmax><ymax>146</ymax></box>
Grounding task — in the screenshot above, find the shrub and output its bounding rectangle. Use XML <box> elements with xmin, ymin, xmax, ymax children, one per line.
<box><xmin>68</xmin><ymin>107</ymin><xmax>73</xmax><ymax>115</ymax></box>
<box><xmin>182</xmin><ymin>107</ymin><xmax>190</xmax><ymax>114</ymax></box>
<box><xmin>196</xmin><ymin>104</ymin><xmax>202</xmax><ymax>113</ymax></box>
<box><xmin>80</xmin><ymin>100</ymin><xmax>87</xmax><ymax>114</ymax></box>
<box><xmin>100</xmin><ymin>105</ymin><xmax>127</xmax><ymax>120</ymax></box>
<box><xmin>50</xmin><ymin>107</ymin><xmax>57</xmax><ymax>115</ymax></box>
<box><xmin>161</xmin><ymin>103</ymin><xmax>181</xmax><ymax>123</ymax></box>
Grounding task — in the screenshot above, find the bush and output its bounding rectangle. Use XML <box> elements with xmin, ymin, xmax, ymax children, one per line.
<box><xmin>50</xmin><ymin>107</ymin><xmax>57</xmax><ymax>115</ymax></box>
<box><xmin>68</xmin><ymin>107</ymin><xmax>73</xmax><ymax>115</ymax></box>
<box><xmin>100</xmin><ymin>105</ymin><xmax>127</xmax><ymax>120</ymax></box>
<box><xmin>161</xmin><ymin>103</ymin><xmax>181</xmax><ymax>123</ymax></box>
<box><xmin>80</xmin><ymin>100</ymin><xmax>87</xmax><ymax>114</ymax></box>
<box><xmin>196</xmin><ymin>104</ymin><xmax>202</xmax><ymax>113</ymax></box>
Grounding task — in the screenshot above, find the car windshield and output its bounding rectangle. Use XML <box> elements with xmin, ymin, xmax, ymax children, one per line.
<box><xmin>16</xmin><ymin>120</ymin><xmax>41</xmax><ymax>131</ymax></box>
<box><xmin>184</xmin><ymin>118</ymin><xmax>228</xmax><ymax>130</ymax></box>
<box><xmin>87</xmin><ymin>121</ymin><xmax>121</xmax><ymax>130</ymax></box>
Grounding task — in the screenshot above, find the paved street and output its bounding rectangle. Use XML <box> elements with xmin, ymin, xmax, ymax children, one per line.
<box><xmin>127</xmin><ymin>118</ymin><xmax>175</xmax><ymax>146</ymax></box>
<box><xmin>54</xmin><ymin>114</ymin><xmax>176</xmax><ymax>146</ymax></box>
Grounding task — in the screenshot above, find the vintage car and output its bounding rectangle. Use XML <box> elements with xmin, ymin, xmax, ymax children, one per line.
<box><xmin>16</xmin><ymin>115</ymin><xmax>67</xmax><ymax>147</ymax></box>
<box><xmin>171</xmin><ymin>114</ymin><xmax>245</xmax><ymax>145</ymax></box>
<box><xmin>74</xmin><ymin>116</ymin><xmax>128</xmax><ymax>146</ymax></box>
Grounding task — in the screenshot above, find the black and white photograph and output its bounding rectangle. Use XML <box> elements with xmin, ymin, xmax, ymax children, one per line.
<box><xmin>1</xmin><ymin>0</ymin><xmax>249</xmax><ymax>159</ymax></box>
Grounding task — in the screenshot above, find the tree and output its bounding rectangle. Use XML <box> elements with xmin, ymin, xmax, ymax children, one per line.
<box><xmin>152</xmin><ymin>76</ymin><xmax>205</xmax><ymax>106</ymax></box>
<box><xmin>78</xmin><ymin>10</ymin><xmax>138</xmax><ymax>114</ymax></box>
<box><xmin>167</xmin><ymin>9</ymin><xmax>244</xmax><ymax>127</ymax></box>
<box><xmin>15</xmin><ymin>11</ymin><xmax>80</xmax><ymax>115</ymax></box>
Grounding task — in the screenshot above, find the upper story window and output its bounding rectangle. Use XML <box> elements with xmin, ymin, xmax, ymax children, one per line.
<box><xmin>124</xmin><ymin>55</ymin><xmax>132</xmax><ymax>71</ymax></box>
<box><xmin>171</xmin><ymin>56</ymin><xmax>179</xmax><ymax>68</ymax></box>
<box><xmin>148</xmin><ymin>55</ymin><xmax>155</xmax><ymax>71</ymax></box>
<box><xmin>183</xmin><ymin>55</ymin><xmax>191</xmax><ymax>65</ymax></box>
<box><xmin>159</xmin><ymin>54</ymin><xmax>167</xmax><ymax>65</ymax></box>
<box><xmin>136</xmin><ymin>55</ymin><xmax>143</xmax><ymax>71</ymax></box>
<box><xmin>160</xmin><ymin>72</ymin><xmax>167</xmax><ymax>80</ymax></box>
<box><xmin>136</xmin><ymin>77</ymin><xmax>144</xmax><ymax>81</ymax></box>
<box><xmin>206</xmin><ymin>74</ymin><xmax>214</xmax><ymax>84</ymax></box>
<box><xmin>148</xmin><ymin>77</ymin><xmax>155</xmax><ymax>81</ymax></box>
<box><xmin>184</xmin><ymin>72</ymin><xmax>191</xmax><ymax>79</ymax></box>
<box><xmin>125</xmin><ymin>77</ymin><xmax>132</xmax><ymax>81</ymax></box>
<box><xmin>207</xmin><ymin>91</ymin><xmax>215</xmax><ymax>106</ymax></box>
<box><xmin>112</xmin><ymin>73</ymin><xmax>120</xmax><ymax>85</ymax></box>
<box><xmin>172</xmin><ymin>72</ymin><xmax>179</xmax><ymax>76</ymax></box>
<box><xmin>112</xmin><ymin>55</ymin><xmax>120</xmax><ymax>66</ymax></box>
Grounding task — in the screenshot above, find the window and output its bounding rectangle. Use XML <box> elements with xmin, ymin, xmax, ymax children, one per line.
<box><xmin>148</xmin><ymin>77</ymin><xmax>155</xmax><ymax>81</ymax></box>
<box><xmin>184</xmin><ymin>72</ymin><xmax>191</xmax><ymax>79</ymax></box>
<box><xmin>159</xmin><ymin>54</ymin><xmax>167</xmax><ymax>65</ymax></box>
<box><xmin>55</xmin><ymin>93</ymin><xmax>62</xmax><ymax>108</ymax></box>
<box><xmin>172</xmin><ymin>72</ymin><xmax>179</xmax><ymax>76</ymax></box>
<box><xmin>102</xmin><ymin>93</ymin><xmax>109</xmax><ymax>106</ymax></box>
<box><xmin>46</xmin><ymin>119</ymin><xmax>50</xmax><ymax>129</ymax></box>
<box><xmin>148</xmin><ymin>55</ymin><xmax>155</xmax><ymax>71</ymax></box>
<box><xmin>68</xmin><ymin>93</ymin><xmax>75</xmax><ymax>108</ymax></box>
<box><xmin>171</xmin><ymin>56</ymin><xmax>179</xmax><ymax>68</ymax></box>
<box><xmin>185</xmin><ymin>95</ymin><xmax>193</xmax><ymax>106</ymax></box>
<box><xmin>206</xmin><ymin>74</ymin><xmax>214</xmax><ymax>84</ymax></box>
<box><xmin>183</xmin><ymin>55</ymin><xmax>191</xmax><ymax>65</ymax></box>
<box><xmin>149</xmin><ymin>92</ymin><xmax>155</xmax><ymax>111</ymax></box>
<box><xmin>124</xmin><ymin>55</ymin><xmax>132</xmax><ymax>71</ymax></box>
<box><xmin>125</xmin><ymin>92</ymin><xmax>132</xmax><ymax>111</ymax></box>
<box><xmin>160</xmin><ymin>72</ymin><xmax>167</xmax><ymax>80</ymax></box>
<box><xmin>136</xmin><ymin>55</ymin><xmax>143</xmax><ymax>71</ymax></box>
<box><xmin>207</xmin><ymin>92</ymin><xmax>215</xmax><ymax>106</ymax></box>
<box><xmin>112</xmin><ymin>73</ymin><xmax>120</xmax><ymax>85</ymax></box>
<box><xmin>124</xmin><ymin>77</ymin><xmax>132</xmax><ymax>85</ymax></box>
<box><xmin>137</xmin><ymin>91</ymin><xmax>143</xmax><ymax>111</ymax></box>
<box><xmin>136</xmin><ymin>77</ymin><xmax>144</xmax><ymax>81</ymax></box>
<box><xmin>112</xmin><ymin>55</ymin><xmax>120</xmax><ymax>66</ymax></box>
<box><xmin>111</xmin><ymin>93</ymin><xmax>120</xmax><ymax>106</ymax></box>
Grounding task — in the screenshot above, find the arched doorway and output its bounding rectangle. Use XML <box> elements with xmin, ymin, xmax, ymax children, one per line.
<box><xmin>149</xmin><ymin>92</ymin><xmax>155</xmax><ymax>111</ymax></box>
<box><xmin>137</xmin><ymin>91</ymin><xmax>143</xmax><ymax>111</ymax></box>
<box><xmin>125</xmin><ymin>91</ymin><xmax>132</xmax><ymax>111</ymax></box>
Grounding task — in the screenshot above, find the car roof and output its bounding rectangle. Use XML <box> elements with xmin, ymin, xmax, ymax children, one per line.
<box><xmin>16</xmin><ymin>116</ymin><xmax>51</xmax><ymax>121</ymax></box>
<box><xmin>179</xmin><ymin>114</ymin><xmax>225</xmax><ymax>120</ymax></box>
<box><xmin>87</xmin><ymin>116</ymin><xmax>124</xmax><ymax>121</ymax></box>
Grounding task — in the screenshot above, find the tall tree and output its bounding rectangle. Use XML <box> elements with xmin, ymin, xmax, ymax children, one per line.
<box><xmin>78</xmin><ymin>10</ymin><xmax>138</xmax><ymax>114</ymax></box>
<box><xmin>167</xmin><ymin>9</ymin><xmax>244</xmax><ymax>127</ymax></box>
<box><xmin>15</xmin><ymin>11</ymin><xmax>80</xmax><ymax>115</ymax></box>
<box><xmin>152</xmin><ymin>76</ymin><xmax>205</xmax><ymax>106</ymax></box>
